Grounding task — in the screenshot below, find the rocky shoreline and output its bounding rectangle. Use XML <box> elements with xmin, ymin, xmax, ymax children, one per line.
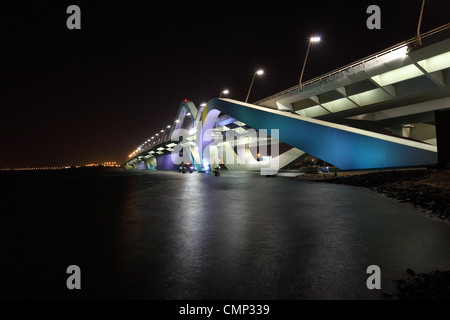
<box><xmin>294</xmin><ymin>169</ymin><xmax>450</xmax><ymax>221</ymax></box>
<box><xmin>395</xmin><ymin>269</ymin><xmax>450</xmax><ymax>300</ymax></box>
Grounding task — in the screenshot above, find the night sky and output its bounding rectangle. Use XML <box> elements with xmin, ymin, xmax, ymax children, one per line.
<box><xmin>1</xmin><ymin>0</ymin><xmax>448</xmax><ymax>168</ymax></box>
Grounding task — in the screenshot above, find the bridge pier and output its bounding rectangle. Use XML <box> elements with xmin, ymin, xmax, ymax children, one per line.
<box><xmin>137</xmin><ymin>161</ymin><xmax>148</xmax><ymax>170</ymax></box>
<box><xmin>435</xmin><ymin>109</ymin><xmax>450</xmax><ymax>168</ymax></box>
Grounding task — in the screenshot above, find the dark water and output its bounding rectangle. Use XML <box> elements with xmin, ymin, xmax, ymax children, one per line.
<box><xmin>1</xmin><ymin>169</ymin><xmax>450</xmax><ymax>300</ymax></box>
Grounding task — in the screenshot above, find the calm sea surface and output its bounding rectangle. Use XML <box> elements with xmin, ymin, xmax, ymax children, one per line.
<box><xmin>1</xmin><ymin>169</ymin><xmax>450</xmax><ymax>299</ymax></box>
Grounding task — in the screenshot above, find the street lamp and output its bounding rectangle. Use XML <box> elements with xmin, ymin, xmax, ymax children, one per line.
<box><xmin>160</xmin><ymin>124</ymin><xmax>172</xmax><ymax>142</ymax></box>
<box><xmin>220</xmin><ymin>89</ymin><xmax>229</xmax><ymax>98</ymax></box>
<box><xmin>416</xmin><ymin>0</ymin><xmax>426</xmax><ymax>45</ymax></box>
<box><xmin>299</xmin><ymin>36</ymin><xmax>321</xmax><ymax>90</ymax></box>
<box><xmin>245</xmin><ymin>69</ymin><xmax>264</xmax><ymax>103</ymax></box>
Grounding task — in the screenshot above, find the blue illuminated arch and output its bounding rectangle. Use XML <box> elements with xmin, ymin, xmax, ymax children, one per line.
<box><xmin>206</xmin><ymin>98</ymin><xmax>437</xmax><ymax>170</ymax></box>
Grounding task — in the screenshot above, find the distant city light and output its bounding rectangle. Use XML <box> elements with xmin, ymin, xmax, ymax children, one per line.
<box><xmin>102</xmin><ymin>161</ymin><xmax>120</xmax><ymax>167</ymax></box>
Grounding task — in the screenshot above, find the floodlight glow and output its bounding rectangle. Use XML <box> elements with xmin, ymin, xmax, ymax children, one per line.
<box><xmin>310</xmin><ymin>36</ymin><xmax>321</xmax><ymax>43</ymax></box>
<box><xmin>222</xmin><ymin>90</ymin><xmax>229</xmax><ymax>94</ymax></box>
<box><xmin>417</xmin><ymin>51</ymin><xmax>450</xmax><ymax>73</ymax></box>
<box><xmin>371</xmin><ymin>64</ymin><xmax>423</xmax><ymax>86</ymax></box>
<box><xmin>256</xmin><ymin>69</ymin><xmax>264</xmax><ymax>75</ymax></box>
<box><xmin>384</xmin><ymin>45</ymin><xmax>408</xmax><ymax>61</ymax></box>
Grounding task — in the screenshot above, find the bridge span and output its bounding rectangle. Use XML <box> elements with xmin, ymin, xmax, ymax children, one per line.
<box><xmin>124</xmin><ymin>24</ymin><xmax>450</xmax><ymax>172</ymax></box>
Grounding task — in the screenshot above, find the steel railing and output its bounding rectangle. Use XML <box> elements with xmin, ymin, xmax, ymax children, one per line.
<box><xmin>253</xmin><ymin>23</ymin><xmax>450</xmax><ymax>105</ymax></box>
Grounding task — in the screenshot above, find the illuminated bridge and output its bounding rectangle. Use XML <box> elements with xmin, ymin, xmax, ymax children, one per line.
<box><xmin>124</xmin><ymin>24</ymin><xmax>450</xmax><ymax>172</ymax></box>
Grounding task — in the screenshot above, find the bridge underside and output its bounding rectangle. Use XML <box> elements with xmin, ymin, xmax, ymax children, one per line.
<box><xmin>126</xmin><ymin>97</ymin><xmax>438</xmax><ymax>172</ymax></box>
<box><xmin>125</xmin><ymin>26</ymin><xmax>449</xmax><ymax>172</ymax></box>
<box><xmin>206</xmin><ymin>98</ymin><xmax>437</xmax><ymax>171</ymax></box>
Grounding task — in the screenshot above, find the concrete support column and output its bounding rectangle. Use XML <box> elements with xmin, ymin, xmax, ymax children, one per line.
<box><xmin>435</xmin><ymin>109</ymin><xmax>450</xmax><ymax>168</ymax></box>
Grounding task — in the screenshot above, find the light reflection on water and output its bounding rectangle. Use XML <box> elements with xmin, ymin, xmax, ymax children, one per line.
<box><xmin>113</xmin><ymin>170</ymin><xmax>450</xmax><ymax>299</ymax></box>
<box><xmin>1</xmin><ymin>169</ymin><xmax>450</xmax><ymax>299</ymax></box>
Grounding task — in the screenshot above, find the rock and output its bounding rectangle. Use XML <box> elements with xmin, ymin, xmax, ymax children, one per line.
<box><xmin>381</xmin><ymin>291</ymin><xmax>395</xmax><ymax>297</ymax></box>
<box><xmin>406</xmin><ymin>268</ymin><xmax>415</xmax><ymax>276</ymax></box>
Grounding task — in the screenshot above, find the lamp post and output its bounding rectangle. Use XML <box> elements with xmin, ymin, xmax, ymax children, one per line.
<box><xmin>245</xmin><ymin>69</ymin><xmax>264</xmax><ymax>103</ymax></box>
<box><xmin>416</xmin><ymin>0</ymin><xmax>426</xmax><ymax>46</ymax></box>
<box><xmin>163</xmin><ymin>124</ymin><xmax>171</xmax><ymax>142</ymax></box>
<box><xmin>220</xmin><ymin>89</ymin><xmax>229</xmax><ymax>98</ymax></box>
<box><xmin>299</xmin><ymin>36</ymin><xmax>321</xmax><ymax>90</ymax></box>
